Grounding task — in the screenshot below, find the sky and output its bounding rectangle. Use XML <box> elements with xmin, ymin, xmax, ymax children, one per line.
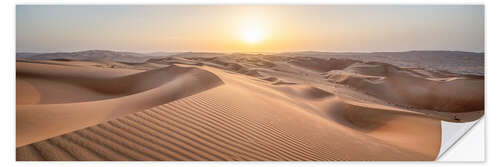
<box><xmin>16</xmin><ymin>5</ymin><xmax>484</xmax><ymax>53</ymax></box>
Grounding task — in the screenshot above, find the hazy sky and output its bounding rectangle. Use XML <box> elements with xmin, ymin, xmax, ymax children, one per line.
<box><xmin>16</xmin><ymin>5</ymin><xmax>484</xmax><ymax>53</ymax></box>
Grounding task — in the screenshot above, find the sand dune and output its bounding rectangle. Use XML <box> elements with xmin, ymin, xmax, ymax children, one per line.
<box><xmin>22</xmin><ymin>50</ymin><xmax>150</xmax><ymax>63</ymax></box>
<box><xmin>16</xmin><ymin>53</ymin><xmax>483</xmax><ymax>161</ymax></box>
<box><xmin>323</xmin><ymin>62</ymin><xmax>484</xmax><ymax>113</ymax></box>
<box><xmin>16</xmin><ymin>62</ymin><xmax>223</xmax><ymax>147</ymax></box>
<box><xmin>269</xmin><ymin>83</ymin><xmax>440</xmax><ymax>156</ymax></box>
<box><xmin>287</xmin><ymin>57</ymin><xmax>358</xmax><ymax>72</ymax></box>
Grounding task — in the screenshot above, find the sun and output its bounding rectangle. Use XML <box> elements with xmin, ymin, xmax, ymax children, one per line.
<box><xmin>240</xmin><ymin>26</ymin><xmax>264</xmax><ymax>44</ymax></box>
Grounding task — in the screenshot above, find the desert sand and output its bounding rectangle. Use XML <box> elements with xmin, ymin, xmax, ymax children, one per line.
<box><xmin>16</xmin><ymin>53</ymin><xmax>484</xmax><ymax>161</ymax></box>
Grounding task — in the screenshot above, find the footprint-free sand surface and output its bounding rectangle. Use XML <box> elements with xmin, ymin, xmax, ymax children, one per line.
<box><xmin>16</xmin><ymin>54</ymin><xmax>484</xmax><ymax>161</ymax></box>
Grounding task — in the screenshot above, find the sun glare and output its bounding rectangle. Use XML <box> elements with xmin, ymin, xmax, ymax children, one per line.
<box><xmin>241</xmin><ymin>26</ymin><xmax>264</xmax><ymax>44</ymax></box>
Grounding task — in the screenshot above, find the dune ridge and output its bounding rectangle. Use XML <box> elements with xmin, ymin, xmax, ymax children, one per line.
<box><xmin>16</xmin><ymin>63</ymin><xmax>223</xmax><ymax>147</ymax></box>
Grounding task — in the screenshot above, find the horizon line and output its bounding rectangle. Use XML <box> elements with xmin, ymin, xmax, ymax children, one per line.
<box><xmin>16</xmin><ymin>49</ymin><xmax>485</xmax><ymax>54</ymax></box>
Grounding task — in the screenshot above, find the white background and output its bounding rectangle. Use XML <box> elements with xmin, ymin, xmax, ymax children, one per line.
<box><xmin>1</xmin><ymin>0</ymin><xmax>497</xmax><ymax>166</ymax></box>
<box><xmin>439</xmin><ymin>118</ymin><xmax>484</xmax><ymax>161</ymax></box>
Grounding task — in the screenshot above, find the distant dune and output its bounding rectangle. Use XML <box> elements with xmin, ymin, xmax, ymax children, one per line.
<box><xmin>16</xmin><ymin>51</ymin><xmax>483</xmax><ymax>161</ymax></box>
<box><xmin>19</xmin><ymin>50</ymin><xmax>151</xmax><ymax>64</ymax></box>
<box><xmin>18</xmin><ymin>50</ymin><xmax>483</xmax><ymax>75</ymax></box>
<box><xmin>277</xmin><ymin>51</ymin><xmax>484</xmax><ymax>75</ymax></box>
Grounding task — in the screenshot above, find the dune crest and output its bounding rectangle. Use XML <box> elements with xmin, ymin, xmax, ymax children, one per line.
<box><xmin>16</xmin><ymin>63</ymin><xmax>223</xmax><ymax>147</ymax></box>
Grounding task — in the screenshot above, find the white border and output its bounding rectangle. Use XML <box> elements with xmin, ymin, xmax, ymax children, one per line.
<box><xmin>438</xmin><ymin>119</ymin><xmax>483</xmax><ymax>160</ymax></box>
<box><xmin>439</xmin><ymin>118</ymin><xmax>484</xmax><ymax>161</ymax></box>
<box><xmin>3</xmin><ymin>0</ymin><xmax>496</xmax><ymax>166</ymax></box>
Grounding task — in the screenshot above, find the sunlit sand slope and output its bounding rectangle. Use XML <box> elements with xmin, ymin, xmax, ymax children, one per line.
<box><xmin>16</xmin><ymin>62</ymin><xmax>223</xmax><ymax>147</ymax></box>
